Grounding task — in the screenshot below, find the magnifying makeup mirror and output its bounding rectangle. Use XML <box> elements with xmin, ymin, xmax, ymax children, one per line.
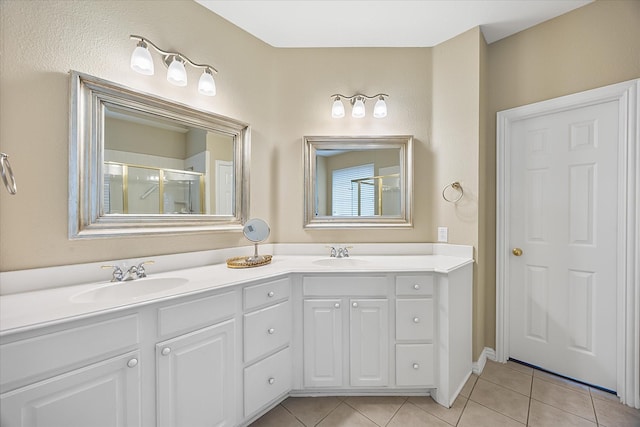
<box><xmin>243</xmin><ymin>218</ymin><xmax>270</xmax><ymax>263</ymax></box>
<box><xmin>226</xmin><ymin>218</ymin><xmax>272</xmax><ymax>268</ymax></box>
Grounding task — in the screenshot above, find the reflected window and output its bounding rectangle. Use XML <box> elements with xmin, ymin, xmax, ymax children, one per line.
<box><xmin>331</xmin><ymin>163</ymin><xmax>374</xmax><ymax>216</ymax></box>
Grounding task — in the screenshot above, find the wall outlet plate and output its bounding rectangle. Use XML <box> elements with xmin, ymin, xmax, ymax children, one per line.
<box><xmin>437</xmin><ymin>227</ymin><xmax>448</xmax><ymax>243</ymax></box>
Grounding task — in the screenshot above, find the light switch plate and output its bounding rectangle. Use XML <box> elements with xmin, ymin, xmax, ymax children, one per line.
<box><xmin>437</xmin><ymin>227</ymin><xmax>448</xmax><ymax>243</ymax></box>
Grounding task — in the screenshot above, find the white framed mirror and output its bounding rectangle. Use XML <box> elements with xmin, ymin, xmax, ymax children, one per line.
<box><xmin>303</xmin><ymin>135</ymin><xmax>413</xmax><ymax>229</ymax></box>
<box><xmin>69</xmin><ymin>71</ymin><xmax>250</xmax><ymax>238</ymax></box>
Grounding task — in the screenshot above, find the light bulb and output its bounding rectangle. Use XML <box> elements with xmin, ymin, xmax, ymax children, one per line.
<box><xmin>198</xmin><ymin>69</ymin><xmax>216</xmax><ymax>96</ymax></box>
<box><xmin>352</xmin><ymin>97</ymin><xmax>365</xmax><ymax>118</ymax></box>
<box><xmin>373</xmin><ymin>96</ymin><xmax>387</xmax><ymax>118</ymax></box>
<box><xmin>331</xmin><ymin>97</ymin><xmax>345</xmax><ymax>118</ymax></box>
<box><xmin>130</xmin><ymin>42</ymin><xmax>154</xmax><ymax>75</ymax></box>
<box><xmin>167</xmin><ymin>57</ymin><xmax>187</xmax><ymax>87</ymax></box>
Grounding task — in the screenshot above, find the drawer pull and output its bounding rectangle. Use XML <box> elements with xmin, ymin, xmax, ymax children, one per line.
<box><xmin>413</xmin><ymin>363</ymin><xmax>420</xmax><ymax>370</ymax></box>
<box><xmin>267</xmin><ymin>291</ymin><xmax>275</xmax><ymax>297</ymax></box>
<box><xmin>268</xmin><ymin>328</ymin><xmax>275</xmax><ymax>334</ymax></box>
<box><xmin>352</xmin><ymin>302</ymin><xmax>358</xmax><ymax>308</ymax></box>
<box><xmin>268</xmin><ymin>377</ymin><xmax>275</xmax><ymax>385</ymax></box>
<box><xmin>161</xmin><ymin>347</ymin><xmax>171</xmax><ymax>356</ymax></box>
<box><xmin>334</xmin><ymin>303</ymin><xmax>340</xmax><ymax>308</ymax></box>
<box><xmin>127</xmin><ymin>358</ymin><xmax>138</xmax><ymax>368</ymax></box>
<box><xmin>413</xmin><ymin>284</ymin><xmax>420</xmax><ymax>290</ymax></box>
<box><xmin>413</xmin><ymin>317</ymin><xmax>420</xmax><ymax>323</ymax></box>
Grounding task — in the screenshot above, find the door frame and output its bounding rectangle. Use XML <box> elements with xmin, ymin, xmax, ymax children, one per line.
<box><xmin>496</xmin><ymin>79</ymin><xmax>640</xmax><ymax>407</ymax></box>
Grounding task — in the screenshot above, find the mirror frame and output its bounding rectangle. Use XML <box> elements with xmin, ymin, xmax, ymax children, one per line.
<box><xmin>303</xmin><ymin>135</ymin><xmax>413</xmax><ymax>229</ymax></box>
<box><xmin>69</xmin><ymin>71</ymin><xmax>250</xmax><ymax>238</ymax></box>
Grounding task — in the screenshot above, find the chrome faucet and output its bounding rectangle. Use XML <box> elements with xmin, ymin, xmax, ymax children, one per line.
<box><xmin>102</xmin><ymin>260</ymin><xmax>154</xmax><ymax>282</ymax></box>
<box><xmin>328</xmin><ymin>246</ymin><xmax>351</xmax><ymax>258</ymax></box>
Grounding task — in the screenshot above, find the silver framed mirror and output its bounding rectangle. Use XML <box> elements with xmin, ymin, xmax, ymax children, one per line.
<box><xmin>303</xmin><ymin>135</ymin><xmax>413</xmax><ymax>229</ymax></box>
<box><xmin>69</xmin><ymin>71</ymin><xmax>250</xmax><ymax>238</ymax></box>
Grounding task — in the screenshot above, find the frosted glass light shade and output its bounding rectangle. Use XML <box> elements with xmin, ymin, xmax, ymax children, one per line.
<box><xmin>352</xmin><ymin>98</ymin><xmax>365</xmax><ymax>118</ymax></box>
<box><xmin>373</xmin><ymin>97</ymin><xmax>387</xmax><ymax>118</ymax></box>
<box><xmin>130</xmin><ymin>45</ymin><xmax>154</xmax><ymax>75</ymax></box>
<box><xmin>167</xmin><ymin>58</ymin><xmax>187</xmax><ymax>86</ymax></box>
<box><xmin>332</xmin><ymin>98</ymin><xmax>345</xmax><ymax>118</ymax></box>
<box><xmin>198</xmin><ymin>71</ymin><xmax>216</xmax><ymax>96</ymax></box>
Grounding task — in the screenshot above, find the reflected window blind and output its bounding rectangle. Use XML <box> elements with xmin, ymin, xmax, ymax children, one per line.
<box><xmin>332</xmin><ymin>163</ymin><xmax>374</xmax><ymax>216</ymax></box>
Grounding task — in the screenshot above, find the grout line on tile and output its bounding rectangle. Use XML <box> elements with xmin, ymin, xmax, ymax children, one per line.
<box><xmin>589</xmin><ymin>391</ymin><xmax>600</xmax><ymax>427</ymax></box>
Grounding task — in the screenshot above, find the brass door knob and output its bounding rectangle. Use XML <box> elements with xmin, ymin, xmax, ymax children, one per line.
<box><xmin>512</xmin><ymin>248</ymin><xmax>523</xmax><ymax>256</ymax></box>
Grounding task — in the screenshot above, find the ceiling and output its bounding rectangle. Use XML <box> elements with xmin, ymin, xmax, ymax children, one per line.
<box><xmin>195</xmin><ymin>0</ymin><xmax>593</xmax><ymax>48</ymax></box>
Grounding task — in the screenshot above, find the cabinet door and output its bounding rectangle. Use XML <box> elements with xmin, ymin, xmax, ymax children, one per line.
<box><xmin>157</xmin><ymin>320</ymin><xmax>235</xmax><ymax>427</ymax></box>
<box><xmin>303</xmin><ymin>299</ymin><xmax>342</xmax><ymax>387</ymax></box>
<box><xmin>350</xmin><ymin>299</ymin><xmax>389</xmax><ymax>387</ymax></box>
<box><xmin>0</xmin><ymin>351</ymin><xmax>141</xmax><ymax>427</ymax></box>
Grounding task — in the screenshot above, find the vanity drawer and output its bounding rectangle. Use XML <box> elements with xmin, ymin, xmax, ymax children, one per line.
<box><xmin>244</xmin><ymin>278</ymin><xmax>290</xmax><ymax>311</ymax></box>
<box><xmin>244</xmin><ymin>301</ymin><xmax>291</xmax><ymax>363</ymax></box>
<box><xmin>396</xmin><ymin>344</ymin><xmax>434</xmax><ymax>386</ymax></box>
<box><xmin>0</xmin><ymin>314</ymin><xmax>139</xmax><ymax>391</ymax></box>
<box><xmin>395</xmin><ymin>275</ymin><xmax>434</xmax><ymax>296</ymax></box>
<box><xmin>244</xmin><ymin>347</ymin><xmax>292</xmax><ymax>417</ymax></box>
<box><xmin>157</xmin><ymin>292</ymin><xmax>236</xmax><ymax>338</ymax></box>
<box><xmin>396</xmin><ymin>299</ymin><xmax>433</xmax><ymax>341</ymax></box>
<box><xmin>303</xmin><ymin>276</ymin><xmax>388</xmax><ymax>297</ymax></box>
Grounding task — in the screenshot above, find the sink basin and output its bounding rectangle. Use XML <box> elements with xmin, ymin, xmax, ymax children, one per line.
<box><xmin>312</xmin><ymin>258</ymin><xmax>370</xmax><ymax>268</ymax></box>
<box><xmin>71</xmin><ymin>277</ymin><xmax>188</xmax><ymax>303</ymax></box>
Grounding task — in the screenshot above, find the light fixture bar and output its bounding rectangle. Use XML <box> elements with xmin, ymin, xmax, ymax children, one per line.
<box><xmin>130</xmin><ymin>35</ymin><xmax>218</xmax><ymax>74</ymax></box>
<box><xmin>330</xmin><ymin>93</ymin><xmax>389</xmax><ymax>118</ymax></box>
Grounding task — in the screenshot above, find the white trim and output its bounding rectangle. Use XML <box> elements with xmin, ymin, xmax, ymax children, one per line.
<box><xmin>472</xmin><ymin>347</ymin><xmax>496</xmax><ymax>375</ymax></box>
<box><xmin>496</xmin><ymin>79</ymin><xmax>640</xmax><ymax>408</ymax></box>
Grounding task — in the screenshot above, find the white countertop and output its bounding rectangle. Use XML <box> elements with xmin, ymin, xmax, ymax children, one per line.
<box><xmin>0</xmin><ymin>247</ymin><xmax>473</xmax><ymax>335</ymax></box>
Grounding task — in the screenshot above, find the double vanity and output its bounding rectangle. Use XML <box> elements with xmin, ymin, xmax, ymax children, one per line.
<box><xmin>0</xmin><ymin>245</ymin><xmax>472</xmax><ymax>427</ymax></box>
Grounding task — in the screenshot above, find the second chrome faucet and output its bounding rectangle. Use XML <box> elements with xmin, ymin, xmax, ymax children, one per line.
<box><xmin>328</xmin><ymin>246</ymin><xmax>351</xmax><ymax>258</ymax></box>
<box><xmin>102</xmin><ymin>260</ymin><xmax>155</xmax><ymax>282</ymax></box>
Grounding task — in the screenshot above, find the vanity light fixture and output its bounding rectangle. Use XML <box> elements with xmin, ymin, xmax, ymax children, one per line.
<box><xmin>330</xmin><ymin>93</ymin><xmax>389</xmax><ymax>118</ymax></box>
<box><xmin>129</xmin><ymin>35</ymin><xmax>218</xmax><ymax>96</ymax></box>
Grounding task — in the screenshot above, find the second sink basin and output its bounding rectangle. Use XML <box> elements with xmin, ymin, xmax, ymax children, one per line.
<box><xmin>312</xmin><ymin>258</ymin><xmax>370</xmax><ymax>268</ymax></box>
<box><xmin>71</xmin><ymin>277</ymin><xmax>189</xmax><ymax>303</ymax></box>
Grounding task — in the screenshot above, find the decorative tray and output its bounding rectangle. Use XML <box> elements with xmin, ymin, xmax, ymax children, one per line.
<box><xmin>226</xmin><ymin>255</ymin><xmax>273</xmax><ymax>269</ymax></box>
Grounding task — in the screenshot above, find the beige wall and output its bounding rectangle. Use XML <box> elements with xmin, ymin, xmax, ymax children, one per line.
<box><xmin>432</xmin><ymin>27</ymin><xmax>484</xmax><ymax>358</ymax></box>
<box><xmin>483</xmin><ymin>0</ymin><xmax>640</xmax><ymax>354</ymax></box>
<box><xmin>1</xmin><ymin>0</ymin><xmax>638</xmax><ymax>360</ymax></box>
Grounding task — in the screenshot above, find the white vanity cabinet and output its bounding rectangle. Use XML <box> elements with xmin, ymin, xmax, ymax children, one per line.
<box><xmin>242</xmin><ymin>278</ymin><xmax>292</xmax><ymax>418</ymax></box>
<box><xmin>302</xmin><ymin>276</ymin><xmax>389</xmax><ymax>388</ymax></box>
<box><xmin>155</xmin><ymin>292</ymin><xmax>237</xmax><ymax>427</ymax></box>
<box><xmin>0</xmin><ymin>314</ymin><xmax>141</xmax><ymax>427</ymax></box>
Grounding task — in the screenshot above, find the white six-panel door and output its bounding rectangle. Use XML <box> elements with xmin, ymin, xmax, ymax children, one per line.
<box><xmin>508</xmin><ymin>101</ymin><xmax>619</xmax><ymax>390</ymax></box>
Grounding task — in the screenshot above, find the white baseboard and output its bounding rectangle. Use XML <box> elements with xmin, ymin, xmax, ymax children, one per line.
<box><xmin>472</xmin><ymin>347</ymin><xmax>496</xmax><ymax>375</ymax></box>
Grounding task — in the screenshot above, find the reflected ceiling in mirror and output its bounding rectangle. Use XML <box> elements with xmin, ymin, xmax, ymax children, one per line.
<box><xmin>69</xmin><ymin>71</ymin><xmax>250</xmax><ymax>238</ymax></box>
<box><xmin>304</xmin><ymin>135</ymin><xmax>413</xmax><ymax>229</ymax></box>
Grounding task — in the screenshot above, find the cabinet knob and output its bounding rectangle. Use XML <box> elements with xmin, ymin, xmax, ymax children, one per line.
<box><xmin>413</xmin><ymin>284</ymin><xmax>420</xmax><ymax>290</ymax></box>
<box><xmin>268</xmin><ymin>328</ymin><xmax>275</xmax><ymax>334</ymax></box>
<box><xmin>413</xmin><ymin>363</ymin><xmax>420</xmax><ymax>370</ymax></box>
<box><xmin>352</xmin><ymin>302</ymin><xmax>358</xmax><ymax>308</ymax></box>
<box><xmin>334</xmin><ymin>303</ymin><xmax>340</xmax><ymax>308</ymax></box>
<box><xmin>127</xmin><ymin>358</ymin><xmax>138</xmax><ymax>368</ymax></box>
<box><xmin>267</xmin><ymin>291</ymin><xmax>275</xmax><ymax>297</ymax></box>
<box><xmin>413</xmin><ymin>317</ymin><xmax>420</xmax><ymax>323</ymax></box>
<box><xmin>268</xmin><ymin>377</ymin><xmax>275</xmax><ymax>385</ymax></box>
<box><xmin>161</xmin><ymin>347</ymin><xmax>171</xmax><ymax>356</ymax></box>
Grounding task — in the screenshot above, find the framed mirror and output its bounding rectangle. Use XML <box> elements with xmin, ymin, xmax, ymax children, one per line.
<box><xmin>69</xmin><ymin>71</ymin><xmax>250</xmax><ymax>238</ymax></box>
<box><xmin>304</xmin><ymin>135</ymin><xmax>413</xmax><ymax>229</ymax></box>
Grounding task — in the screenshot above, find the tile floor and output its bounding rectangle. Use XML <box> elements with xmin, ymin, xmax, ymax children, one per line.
<box><xmin>250</xmin><ymin>360</ymin><xmax>640</xmax><ymax>426</ymax></box>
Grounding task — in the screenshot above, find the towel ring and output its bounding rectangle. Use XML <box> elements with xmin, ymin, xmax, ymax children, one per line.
<box><xmin>1</xmin><ymin>153</ymin><xmax>17</xmax><ymax>195</ymax></box>
<box><xmin>442</xmin><ymin>181</ymin><xmax>463</xmax><ymax>203</ymax></box>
